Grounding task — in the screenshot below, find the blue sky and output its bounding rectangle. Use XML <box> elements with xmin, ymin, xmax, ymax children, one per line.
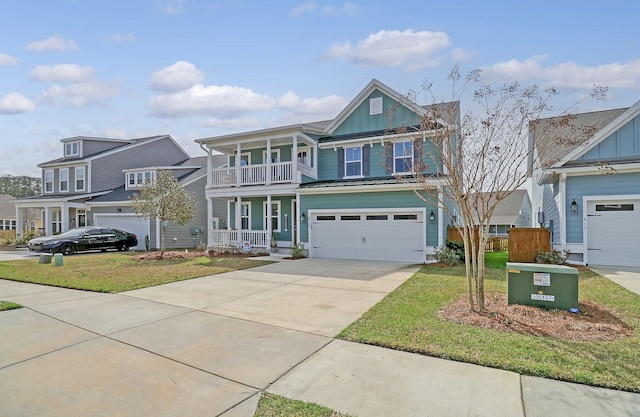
<box><xmin>1</xmin><ymin>0</ymin><xmax>639</xmax><ymax>176</ymax></box>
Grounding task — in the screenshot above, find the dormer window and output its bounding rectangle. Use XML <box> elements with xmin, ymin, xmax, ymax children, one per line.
<box><xmin>126</xmin><ymin>170</ymin><xmax>154</xmax><ymax>189</ymax></box>
<box><xmin>64</xmin><ymin>141</ymin><xmax>80</xmax><ymax>157</ymax></box>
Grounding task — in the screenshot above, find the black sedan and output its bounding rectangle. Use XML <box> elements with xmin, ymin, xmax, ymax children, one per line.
<box><xmin>28</xmin><ymin>227</ymin><xmax>138</xmax><ymax>255</ymax></box>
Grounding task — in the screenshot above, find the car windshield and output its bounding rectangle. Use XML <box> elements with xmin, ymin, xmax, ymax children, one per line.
<box><xmin>55</xmin><ymin>229</ymin><xmax>91</xmax><ymax>238</ymax></box>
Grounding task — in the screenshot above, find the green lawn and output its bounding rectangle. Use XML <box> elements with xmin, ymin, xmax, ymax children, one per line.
<box><xmin>0</xmin><ymin>301</ymin><xmax>22</xmax><ymax>311</ymax></box>
<box><xmin>484</xmin><ymin>251</ymin><xmax>509</xmax><ymax>269</ymax></box>
<box><xmin>254</xmin><ymin>394</ymin><xmax>352</xmax><ymax>417</ymax></box>
<box><xmin>0</xmin><ymin>253</ymin><xmax>272</xmax><ymax>293</ymax></box>
<box><xmin>338</xmin><ymin>264</ymin><xmax>640</xmax><ymax>393</ymax></box>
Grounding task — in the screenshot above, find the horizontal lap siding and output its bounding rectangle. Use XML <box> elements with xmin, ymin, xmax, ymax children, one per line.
<box><xmin>567</xmin><ymin>172</ymin><xmax>640</xmax><ymax>243</ymax></box>
<box><xmin>163</xmin><ymin>177</ymin><xmax>208</xmax><ymax>249</ymax></box>
<box><xmin>300</xmin><ymin>190</ymin><xmax>437</xmax><ymax>246</ymax></box>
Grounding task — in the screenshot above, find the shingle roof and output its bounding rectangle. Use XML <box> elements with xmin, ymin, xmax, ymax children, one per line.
<box><xmin>532</xmin><ymin>108</ymin><xmax>628</xmax><ymax>169</ymax></box>
<box><xmin>469</xmin><ymin>189</ymin><xmax>529</xmax><ymax>225</ymax></box>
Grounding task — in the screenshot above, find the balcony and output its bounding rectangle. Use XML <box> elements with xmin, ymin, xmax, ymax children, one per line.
<box><xmin>210</xmin><ymin>161</ymin><xmax>315</xmax><ymax>188</ymax></box>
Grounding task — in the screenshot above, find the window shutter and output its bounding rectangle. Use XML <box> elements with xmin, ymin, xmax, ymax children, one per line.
<box><xmin>413</xmin><ymin>139</ymin><xmax>423</xmax><ymax>172</ymax></box>
<box><xmin>363</xmin><ymin>144</ymin><xmax>370</xmax><ymax>176</ymax></box>
<box><xmin>338</xmin><ymin>148</ymin><xmax>345</xmax><ymax>177</ymax></box>
<box><xmin>384</xmin><ymin>143</ymin><xmax>393</xmax><ymax>174</ymax></box>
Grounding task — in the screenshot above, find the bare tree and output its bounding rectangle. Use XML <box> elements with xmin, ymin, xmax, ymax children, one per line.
<box><xmin>388</xmin><ymin>66</ymin><xmax>606</xmax><ymax>312</ymax></box>
<box><xmin>129</xmin><ymin>169</ymin><xmax>196</xmax><ymax>257</ymax></box>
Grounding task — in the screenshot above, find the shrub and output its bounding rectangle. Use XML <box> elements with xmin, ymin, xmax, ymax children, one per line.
<box><xmin>534</xmin><ymin>249</ymin><xmax>568</xmax><ymax>265</ymax></box>
<box><xmin>445</xmin><ymin>240</ymin><xmax>465</xmax><ymax>262</ymax></box>
<box><xmin>434</xmin><ymin>245</ymin><xmax>462</xmax><ymax>265</ymax></box>
<box><xmin>289</xmin><ymin>242</ymin><xmax>305</xmax><ymax>259</ymax></box>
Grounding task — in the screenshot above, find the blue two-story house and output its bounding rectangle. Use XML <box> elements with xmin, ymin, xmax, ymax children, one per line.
<box><xmin>196</xmin><ymin>79</ymin><xmax>458</xmax><ymax>263</ymax></box>
<box><xmin>532</xmin><ymin>101</ymin><xmax>640</xmax><ymax>267</ymax></box>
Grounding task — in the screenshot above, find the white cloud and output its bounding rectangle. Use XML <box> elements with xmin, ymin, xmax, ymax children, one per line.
<box><xmin>104</xmin><ymin>33</ymin><xmax>136</xmax><ymax>42</ymax></box>
<box><xmin>29</xmin><ymin>64</ymin><xmax>95</xmax><ymax>83</ymax></box>
<box><xmin>482</xmin><ymin>56</ymin><xmax>640</xmax><ymax>89</ymax></box>
<box><xmin>149</xmin><ymin>84</ymin><xmax>276</xmax><ymax>118</ymax></box>
<box><xmin>289</xmin><ymin>1</ymin><xmax>317</xmax><ymax>16</ymax></box>
<box><xmin>0</xmin><ymin>53</ymin><xmax>19</xmax><ymax>66</ymax></box>
<box><xmin>0</xmin><ymin>93</ymin><xmax>36</xmax><ymax>114</ymax></box>
<box><xmin>149</xmin><ymin>61</ymin><xmax>205</xmax><ymax>92</ymax></box>
<box><xmin>325</xmin><ymin>29</ymin><xmax>451</xmax><ymax>69</ymax></box>
<box><xmin>155</xmin><ymin>0</ymin><xmax>188</xmax><ymax>15</ymax></box>
<box><xmin>277</xmin><ymin>91</ymin><xmax>347</xmax><ymax>116</ymax></box>
<box><xmin>323</xmin><ymin>1</ymin><xmax>358</xmax><ymax>16</ymax></box>
<box><xmin>39</xmin><ymin>81</ymin><xmax>122</xmax><ymax>107</ymax></box>
<box><xmin>26</xmin><ymin>35</ymin><xmax>79</xmax><ymax>52</ymax></box>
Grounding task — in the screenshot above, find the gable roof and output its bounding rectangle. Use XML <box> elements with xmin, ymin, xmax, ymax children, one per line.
<box><xmin>0</xmin><ymin>194</ymin><xmax>16</xmax><ymax>217</ymax></box>
<box><xmin>470</xmin><ymin>189</ymin><xmax>530</xmax><ymax>225</ymax></box>
<box><xmin>532</xmin><ymin>105</ymin><xmax>634</xmax><ymax>170</ymax></box>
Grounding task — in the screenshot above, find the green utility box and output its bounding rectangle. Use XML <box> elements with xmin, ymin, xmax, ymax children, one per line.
<box><xmin>506</xmin><ymin>262</ymin><xmax>578</xmax><ymax>310</ymax></box>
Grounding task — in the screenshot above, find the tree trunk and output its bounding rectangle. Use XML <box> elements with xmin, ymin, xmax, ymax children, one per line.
<box><xmin>160</xmin><ymin>222</ymin><xmax>166</xmax><ymax>258</ymax></box>
<box><xmin>463</xmin><ymin>226</ymin><xmax>475</xmax><ymax>311</ymax></box>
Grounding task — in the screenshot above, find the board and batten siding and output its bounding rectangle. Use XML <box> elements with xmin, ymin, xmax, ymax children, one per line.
<box><xmin>578</xmin><ymin>114</ymin><xmax>640</xmax><ymax>161</ymax></box>
<box><xmin>566</xmin><ymin>172</ymin><xmax>640</xmax><ymax>243</ymax></box>
<box><xmin>90</xmin><ymin>137</ymin><xmax>188</xmax><ymax>192</ymax></box>
<box><xmin>299</xmin><ymin>190</ymin><xmax>438</xmax><ymax>246</ymax></box>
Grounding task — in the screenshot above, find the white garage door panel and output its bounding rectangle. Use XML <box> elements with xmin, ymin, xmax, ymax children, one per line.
<box><xmin>587</xmin><ymin>200</ymin><xmax>640</xmax><ymax>267</ymax></box>
<box><xmin>310</xmin><ymin>211</ymin><xmax>425</xmax><ymax>263</ymax></box>
<box><xmin>94</xmin><ymin>215</ymin><xmax>148</xmax><ymax>250</ymax></box>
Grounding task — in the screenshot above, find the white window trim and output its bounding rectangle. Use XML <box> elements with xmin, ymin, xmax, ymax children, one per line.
<box><xmin>44</xmin><ymin>169</ymin><xmax>54</xmax><ymax>194</ymax></box>
<box><xmin>75</xmin><ymin>166</ymin><xmax>86</xmax><ymax>192</ymax></box>
<box><xmin>240</xmin><ymin>202</ymin><xmax>251</xmax><ymax>230</ymax></box>
<box><xmin>393</xmin><ymin>141</ymin><xmax>414</xmax><ymax>175</ymax></box>
<box><xmin>344</xmin><ymin>146</ymin><xmax>364</xmax><ymax>179</ymax></box>
<box><xmin>59</xmin><ymin>168</ymin><xmax>69</xmax><ymax>192</ymax></box>
<box><xmin>262</xmin><ymin>149</ymin><xmax>280</xmax><ymax>164</ymax></box>
<box><xmin>125</xmin><ymin>170</ymin><xmax>155</xmax><ymax>190</ymax></box>
<box><xmin>263</xmin><ymin>200</ymin><xmax>281</xmax><ymax>232</ymax></box>
<box><xmin>64</xmin><ymin>141</ymin><xmax>81</xmax><ymax>157</ymax></box>
<box><xmin>229</xmin><ymin>152</ymin><xmax>252</xmax><ymax>167</ymax></box>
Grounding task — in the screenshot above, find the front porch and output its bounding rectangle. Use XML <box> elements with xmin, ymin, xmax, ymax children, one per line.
<box><xmin>210</xmin><ymin>230</ymin><xmax>269</xmax><ymax>249</ymax></box>
<box><xmin>210</xmin><ymin>160</ymin><xmax>315</xmax><ymax>188</ymax></box>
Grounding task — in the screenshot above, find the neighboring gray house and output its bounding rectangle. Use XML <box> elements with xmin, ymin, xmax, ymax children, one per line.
<box><xmin>532</xmin><ymin>101</ymin><xmax>640</xmax><ymax>266</ymax></box>
<box><xmin>470</xmin><ymin>190</ymin><xmax>532</xmax><ymax>237</ymax></box>
<box><xmin>13</xmin><ymin>135</ymin><xmax>226</xmax><ymax>250</ymax></box>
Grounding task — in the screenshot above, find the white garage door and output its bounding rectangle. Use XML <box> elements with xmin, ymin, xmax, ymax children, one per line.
<box><xmin>309</xmin><ymin>210</ymin><xmax>425</xmax><ymax>263</ymax></box>
<box><xmin>94</xmin><ymin>214</ymin><xmax>149</xmax><ymax>250</ymax></box>
<box><xmin>587</xmin><ymin>200</ymin><xmax>640</xmax><ymax>267</ymax></box>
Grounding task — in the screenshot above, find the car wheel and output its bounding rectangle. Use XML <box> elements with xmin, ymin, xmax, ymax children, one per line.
<box><xmin>60</xmin><ymin>243</ymin><xmax>75</xmax><ymax>256</ymax></box>
<box><xmin>118</xmin><ymin>243</ymin><xmax>130</xmax><ymax>252</ymax></box>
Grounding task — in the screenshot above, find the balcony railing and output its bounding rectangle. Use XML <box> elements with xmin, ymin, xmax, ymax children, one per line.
<box><xmin>210</xmin><ymin>230</ymin><xmax>268</xmax><ymax>248</ymax></box>
<box><xmin>210</xmin><ymin>161</ymin><xmax>312</xmax><ymax>188</ymax></box>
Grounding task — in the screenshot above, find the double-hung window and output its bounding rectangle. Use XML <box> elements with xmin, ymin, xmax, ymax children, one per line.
<box><xmin>75</xmin><ymin>166</ymin><xmax>85</xmax><ymax>191</ymax></box>
<box><xmin>240</xmin><ymin>203</ymin><xmax>250</xmax><ymax>230</ymax></box>
<box><xmin>59</xmin><ymin>168</ymin><xmax>69</xmax><ymax>192</ymax></box>
<box><xmin>393</xmin><ymin>141</ymin><xmax>414</xmax><ymax>174</ymax></box>
<box><xmin>345</xmin><ymin>147</ymin><xmax>362</xmax><ymax>177</ymax></box>
<box><xmin>44</xmin><ymin>170</ymin><xmax>54</xmax><ymax>193</ymax></box>
<box><xmin>64</xmin><ymin>141</ymin><xmax>80</xmax><ymax>157</ymax></box>
<box><xmin>127</xmin><ymin>171</ymin><xmax>154</xmax><ymax>189</ymax></box>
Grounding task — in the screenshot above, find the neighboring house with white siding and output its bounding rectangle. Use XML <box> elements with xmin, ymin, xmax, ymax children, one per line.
<box><xmin>13</xmin><ymin>135</ymin><xmax>226</xmax><ymax>250</ymax></box>
<box><xmin>531</xmin><ymin>102</ymin><xmax>640</xmax><ymax>266</ymax></box>
<box><xmin>196</xmin><ymin>79</ymin><xmax>459</xmax><ymax>263</ymax></box>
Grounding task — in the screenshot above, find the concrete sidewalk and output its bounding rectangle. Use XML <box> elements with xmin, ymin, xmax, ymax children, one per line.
<box><xmin>1</xmin><ymin>258</ymin><xmax>639</xmax><ymax>416</ymax></box>
<box><xmin>589</xmin><ymin>266</ymin><xmax>640</xmax><ymax>295</ymax></box>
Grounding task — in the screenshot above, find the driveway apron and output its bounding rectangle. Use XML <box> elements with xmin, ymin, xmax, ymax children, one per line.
<box><xmin>0</xmin><ymin>258</ymin><xmax>418</xmax><ymax>416</ymax></box>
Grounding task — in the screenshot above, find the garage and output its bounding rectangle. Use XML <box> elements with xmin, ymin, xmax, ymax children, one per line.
<box><xmin>94</xmin><ymin>214</ymin><xmax>149</xmax><ymax>251</ymax></box>
<box><xmin>309</xmin><ymin>209</ymin><xmax>425</xmax><ymax>263</ymax></box>
<box><xmin>587</xmin><ymin>200</ymin><xmax>640</xmax><ymax>267</ymax></box>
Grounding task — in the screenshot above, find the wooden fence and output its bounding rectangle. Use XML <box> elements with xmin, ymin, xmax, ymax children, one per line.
<box><xmin>446</xmin><ymin>227</ymin><xmax>550</xmax><ymax>260</ymax></box>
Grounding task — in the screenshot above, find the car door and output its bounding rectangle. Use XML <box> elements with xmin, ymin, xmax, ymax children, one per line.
<box><xmin>80</xmin><ymin>229</ymin><xmax>103</xmax><ymax>251</ymax></box>
<box><xmin>100</xmin><ymin>228</ymin><xmax>119</xmax><ymax>250</ymax></box>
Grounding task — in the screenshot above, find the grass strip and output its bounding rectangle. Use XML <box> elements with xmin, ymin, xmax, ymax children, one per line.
<box><xmin>254</xmin><ymin>393</ymin><xmax>353</xmax><ymax>417</ymax></box>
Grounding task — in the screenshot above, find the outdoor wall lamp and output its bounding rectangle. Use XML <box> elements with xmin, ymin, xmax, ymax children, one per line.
<box><xmin>429</xmin><ymin>211</ymin><xmax>435</xmax><ymax>223</ymax></box>
<box><xmin>571</xmin><ymin>199</ymin><xmax>579</xmax><ymax>215</ymax></box>
<box><xmin>301</xmin><ymin>213</ymin><xmax>307</xmax><ymax>223</ymax></box>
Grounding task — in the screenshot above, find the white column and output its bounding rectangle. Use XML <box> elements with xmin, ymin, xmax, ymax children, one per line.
<box><xmin>61</xmin><ymin>203</ymin><xmax>69</xmax><ymax>232</ymax></box>
<box><xmin>292</xmin><ymin>135</ymin><xmax>298</xmax><ymax>183</ymax></box>
<box><xmin>266</xmin><ymin>139</ymin><xmax>272</xmax><ymax>185</ymax></box>
<box><xmin>206</xmin><ymin>147</ymin><xmax>213</xmax><ymax>188</ymax></box>
<box><xmin>266</xmin><ymin>194</ymin><xmax>272</xmax><ymax>248</ymax></box>
<box><xmin>207</xmin><ymin>196</ymin><xmax>213</xmax><ymax>248</ymax></box>
<box><xmin>559</xmin><ymin>173</ymin><xmax>567</xmax><ymax>248</ymax></box>
<box><xmin>235</xmin><ymin>143</ymin><xmax>242</xmax><ymax>187</ymax></box>
<box><xmin>15</xmin><ymin>206</ymin><xmax>24</xmax><ymax>238</ymax></box>
<box><xmin>235</xmin><ymin>196</ymin><xmax>242</xmax><ymax>230</ymax></box>
<box><xmin>295</xmin><ymin>191</ymin><xmax>301</xmax><ymax>245</ymax></box>
<box><xmin>44</xmin><ymin>207</ymin><xmax>52</xmax><ymax>236</ymax></box>
<box><xmin>313</xmin><ymin>144</ymin><xmax>318</xmax><ymax>177</ymax></box>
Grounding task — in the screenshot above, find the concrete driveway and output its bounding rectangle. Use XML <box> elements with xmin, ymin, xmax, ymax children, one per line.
<box><xmin>589</xmin><ymin>266</ymin><xmax>640</xmax><ymax>295</ymax></box>
<box><xmin>0</xmin><ymin>258</ymin><xmax>418</xmax><ymax>416</ymax></box>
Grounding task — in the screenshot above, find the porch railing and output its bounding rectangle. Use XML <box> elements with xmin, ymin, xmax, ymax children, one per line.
<box><xmin>209</xmin><ymin>161</ymin><xmax>312</xmax><ymax>188</ymax></box>
<box><xmin>210</xmin><ymin>230</ymin><xmax>268</xmax><ymax>248</ymax></box>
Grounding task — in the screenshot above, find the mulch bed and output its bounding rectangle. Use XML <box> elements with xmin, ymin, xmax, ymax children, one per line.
<box><xmin>132</xmin><ymin>251</ymin><xmax>264</xmax><ymax>261</ymax></box>
<box><xmin>439</xmin><ymin>293</ymin><xmax>634</xmax><ymax>342</ymax></box>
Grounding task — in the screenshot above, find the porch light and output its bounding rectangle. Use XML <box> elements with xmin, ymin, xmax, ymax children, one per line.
<box><xmin>301</xmin><ymin>213</ymin><xmax>307</xmax><ymax>223</ymax></box>
<box><xmin>571</xmin><ymin>199</ymin><xmax>578</xmax><ymax>215</ymax></box>
<box><xmin>429</xmin><ymin>211</ymin><xmax>435</xmax><ymax>223</ymax></box>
